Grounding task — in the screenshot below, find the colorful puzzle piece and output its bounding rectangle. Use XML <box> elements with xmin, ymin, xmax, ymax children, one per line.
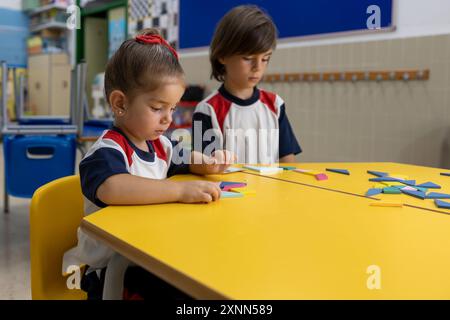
<box><xmin>221</xmin><ymin>191</ymin><xmax>244</xmax><ymax>198</ymax></box>
<box><xmin>369</xmin><ymin>177</ymin><xmax>399</xmax><ymax>182</ymax></box>
<box><xmin>244</xmin><ymin>165</ymin><xmax>283</xmax><ymax>175</ymax></box>
<box><xmin>219</xmin><ymin>181</ymin><xmax>247</xmax><ymax>191</ymax></box>
<box><xmin>367</xmin><ymin>170</ymin><xmax>389</xmax><ymax>177</ymax></box>
<box><xmin>399</xmin><ymin>180</ymin><xmax>417</xmax><ymax>186</ymax></box>
<box><xmin>383</xmin><ymin>187</ymin><xmax>401</xmax><ymax>194</ymax></box>
<box><xmin>401</xmin><ymin>189</ymin><xmax>426</xmax><ymax>199</ymax></box>
<box><xmin>279</xmin><ymin>166</ymin><xmax>296</xmax><ymax>170</ymax></box>
<box><xmin>326</xmin><ymin>168</ymin><xmax>350</xmax><ymax>175</ymax></box>
<box><xmin>380</xmin><ymin>181</ymin><xmax>405</xmax><ymax>187</ymax></box>
<box><xmin>399</xmin><ymin>186</ymin><xmax>417</xmax><ymax>192</ymax></box>
<box><xmin>390</xmin><ymin>174</ymin><xmax>409</xmax><ymax>180</ymax></box>
<box><xmin>222</xmin><ymin>167</ymin><xmax>243</xmax><ymax>174</ymax></box>
<box><xmin>434</xmin><ymin>199</ymin><xmax>450</xmax><ymax>209</ymax></box>
<box><xmin>416</xmin><ymin>182</ymin><xmax>441</xmax><ymax>189</ymax></box>
<box><xmin>426</xmin><ymin>192</ymin><xmax>450</xmax><ymax>199</ymax></box>
<box><xmin>229</xmin><ymin>186</ymin><xmax>256</xmax><ymax>195</ymax></box>
<box><xmin>294</xmin><ymin>169</ymin><xmax>328</xmax><ymax>181</ymax></box>
<box><xmin>366</xmin><ymin>188</ymin><xmax>383</xmax><ymax>197</ymax></box>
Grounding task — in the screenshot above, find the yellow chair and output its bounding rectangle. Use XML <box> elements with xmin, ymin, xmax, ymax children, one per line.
<box><xmin>30</xmin><ymin>175</ymin><xmax>87</xmax><ymax>300</ymax></box>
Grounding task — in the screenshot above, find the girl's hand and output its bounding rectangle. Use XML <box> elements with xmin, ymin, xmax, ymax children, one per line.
<box><xmin>178</xmin><ymin>180</ymin><xmax>221</xmax><ymax>203</ymax></box>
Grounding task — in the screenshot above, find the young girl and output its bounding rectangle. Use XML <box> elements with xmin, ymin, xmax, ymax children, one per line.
<box><xmin>63</xmin><ymin>28</ymin><xmax>233</xmax><ymax>299</ymax></box>
<box><xmin>192</xmin><ymin>5</ymin><xmax>302</xmax><ymax>164</ymax></box>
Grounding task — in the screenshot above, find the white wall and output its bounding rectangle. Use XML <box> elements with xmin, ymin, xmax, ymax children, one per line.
<box><xmin>0</xmin><ymin>0</ymin><xmax>21</xmax><ymax>10</ymax></box>
<box><xmin>180</xmin><ymin>0</ymin><xmax>450</xmax><ymax>57</ymax></box>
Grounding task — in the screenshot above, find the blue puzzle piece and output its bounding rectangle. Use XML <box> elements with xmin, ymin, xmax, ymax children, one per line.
<box><xmin>366</xmin><ymin>188</ymin><xmax>383</xmax><ymax>197</ymax></box>
<box><xmin>369</xmin><ymin>177</ymin><xmax>399</xmax><ymax>182</ymax></box>
<box><xmin>435</xmin><ymin>199</ymin><xmax>450</xmax><ymax>209</ymax></box>
<box><xmin>401</xmin><ymin>189</ymin><xmax>426</xmax><ymax>199</ymax></box>
<box><xmin>220</xmin><ymin>181</ymin><xmax>246</xmax><ymax>188</ymax></box>
<box><xmin>426</xmin><ymin>192</ymin><xmax>450</xmax><ymax>199</ymax></box>
<box><xmin>416</xmin><ymin>182</ymin><xmax>441</xmax><ymax>189</ymax></box>
<box><xmin>399</xmin><ymin>180</ymin><xmax>417</xmax><ymax>186</ymax></box>
<box><xmin>326</xmin><ymin>168</ymin><xmax>350</xmax><ymax>175</ymax></box>
<box><xmin>367</xmin><ymin>170</ymin><xmax>389</xmax><ymax>177</ymax></box>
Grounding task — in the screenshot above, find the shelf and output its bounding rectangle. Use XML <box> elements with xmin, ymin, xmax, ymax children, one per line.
<box><xmin>30</xmin><ymin>21</ymin><xmax>68</xmax><ymax>33</ymax></box>
<box><xmin>28</xmin><ymin>3</ymin><xmax>68</xmax><ymax>16</ymax></box>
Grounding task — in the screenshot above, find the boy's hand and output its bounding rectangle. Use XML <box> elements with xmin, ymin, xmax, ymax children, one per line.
<box><xmin>178</xmin><ymin>180</ymin><xmax>222</xmax><ymax>203</ymax></box>
<box><xmin>190</xmin><ymin>150</ymin><xmax>236</xmax><ymax>175</ymax></box>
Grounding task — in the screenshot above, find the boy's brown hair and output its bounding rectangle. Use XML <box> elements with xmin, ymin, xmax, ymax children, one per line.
<box><xmin>104</xmin><ymin>28</ymin><xmax>184</xmax><ymax>104</ymax></box>
<box><xmin>210</xmin><ymin>5</ymin><xmax>278</xmax><ymax>82</ymax></box>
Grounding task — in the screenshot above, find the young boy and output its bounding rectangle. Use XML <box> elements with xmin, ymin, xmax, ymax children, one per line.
<box><xmin>192</xmin><ymin>5</ymin><xmax>302</xmax><ymax>164</ymax></box>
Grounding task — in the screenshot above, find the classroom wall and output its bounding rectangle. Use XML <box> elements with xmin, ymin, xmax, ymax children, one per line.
<box><xmin>179</xmin><ymin>0</ymin><xmax>450</xmax><ymax>168</ymax></box>
<box><xmin>0</xmin><ymin>0</ymin><xmax>28</xmax><ymax>66</ymax></box>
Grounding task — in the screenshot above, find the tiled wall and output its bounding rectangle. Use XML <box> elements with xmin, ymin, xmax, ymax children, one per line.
<box><xmin>180</xmin><ymin>34</ymin><xmax>450</xmax><ymax>168</ymax></box>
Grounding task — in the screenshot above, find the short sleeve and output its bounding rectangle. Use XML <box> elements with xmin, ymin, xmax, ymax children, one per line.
<box><xmin>192</xmin><ymin>112</ymin><xmax>221</xmax><ymax>156</ymax></box>
<box><xmin>79</xmin><ymin>147</ymin><xmax>129</xmax><ymax>207</ymax></box>
<box><xmin>278</xmin><ymin>104</ymin><xmax>302</xmax><ymax>158</ymax></box>
<box><xmin>167</xmin><ymin>140</ymin><xmax>191</xmax><ymax>177</ymax></box>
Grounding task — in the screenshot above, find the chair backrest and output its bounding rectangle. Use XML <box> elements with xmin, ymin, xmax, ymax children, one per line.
<box><xmin>30</xmin><ymin>175</ymin><xmax>86</xmax><ymax>300</ymax></box>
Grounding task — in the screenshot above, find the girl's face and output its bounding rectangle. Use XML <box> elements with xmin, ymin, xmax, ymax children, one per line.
<box><xmin>220</xmin><ymin>50</ymin><xmax>272</xmax><ymax>90</ymax></box>
<box><xmin>117</xmin><ymin>77</ymin><xmax>185</xmax><ymax>143</ymax></box>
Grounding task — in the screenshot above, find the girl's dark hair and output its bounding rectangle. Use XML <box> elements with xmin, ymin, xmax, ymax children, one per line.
<box><xmin>104</xmin><ymin>28</ymin><xmax>184</xmax><ymax>104</ymax></box>
<box><xmin>210</xmin><ymin>5</ymin><xmax>278</xmax><ymax>82</ymax></box>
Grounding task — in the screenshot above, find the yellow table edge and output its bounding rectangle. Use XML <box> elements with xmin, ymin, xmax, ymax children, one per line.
<box><xmin>80</xmin><ymin>219</ymin><xmax>230</xmax><ymax>300</ymax></box>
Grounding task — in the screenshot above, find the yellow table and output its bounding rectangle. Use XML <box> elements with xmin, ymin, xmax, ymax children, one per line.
<box><xmin>264</xmin><ymin>162</ymin><xmax>450</xmax><ymax>214</ymax></box>
<box><xmin>81</xmin><ymin>163</ymin><xmax>450</xmax><ymax>299</ymax></box>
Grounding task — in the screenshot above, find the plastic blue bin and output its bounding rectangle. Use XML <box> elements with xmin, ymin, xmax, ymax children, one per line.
<box><xmin>3</xmin><ymin>135</ymin><xmax>76</xmax><ymax>198</ymax></box>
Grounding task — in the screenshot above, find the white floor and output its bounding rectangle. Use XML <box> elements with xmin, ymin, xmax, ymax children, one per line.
<box><xmin>0</xmin><ymin>145</ymin><xmax>82</xmax><ymax>300</ymax></box>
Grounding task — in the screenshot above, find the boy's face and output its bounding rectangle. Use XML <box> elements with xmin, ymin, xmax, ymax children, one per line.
<box><xmin>220</xmin><ymin>50</ymin><xmax>272</xmax><ymax>90</ymax></box>
<box><xmin>120</xmin><ymin>77</ymin><xmax>185</xmax><ymax>141</ymax></box>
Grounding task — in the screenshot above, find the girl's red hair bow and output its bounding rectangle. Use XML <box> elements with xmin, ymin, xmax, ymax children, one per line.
<box><xmin>135</xmin><ymin>34</ymin><xmax>178</xmax><ymax>59</ymax></box>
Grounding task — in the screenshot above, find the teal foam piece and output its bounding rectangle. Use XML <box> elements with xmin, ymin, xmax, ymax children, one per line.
<box><xmin>416</xmin><ymin>182</ymin><xmax>441</xmax><ymax>189</ymax></box>
<box><xmin>426</xmin><ymin>192</ymin><xmax>450</xmax><ymax>199</ymax></box>
<box><xmin>366</xmin><ymin>188</ymin><xmax>382</xmax><ymax>197</ymax></box>
<box><xmin>435</xmin><ymin>199</ymin><xmax>450</xmax><ymax>209</ymax></box>
<box><xmin>326</xmin><ymin>168</ymin><xmax>350</xmax><ymax>175</ymax></box>
<box><xmin>279</xmin><ymin>166</ymin><xmax>296</xmax><ymax>170</ymax></box>
<box><xmin>221</xmin><ymin>191</ymin><xmax>244</xmax><ymax>198</ymax></box>
<box><xmin>367</xmin><ymin>170</ymin><xmax>389</xmax><ymax>177</ymax></box>
<box><xmin>383</xmin><ymin>187</ymin><xmax>401</xmax><ymax>194</ymax></box>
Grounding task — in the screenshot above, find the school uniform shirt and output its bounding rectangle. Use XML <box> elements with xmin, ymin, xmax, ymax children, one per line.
<box><xmin>62</xmin><ymin>127</ymin><xmax>189</xmax><ymax>273</ymax></box>
<box><xmin>192</xmin><ymin>84</ymin><xmax>302</xmax><ymax>164</ymax></box>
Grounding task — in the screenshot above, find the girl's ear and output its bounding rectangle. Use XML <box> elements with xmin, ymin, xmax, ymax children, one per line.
<box><xmin>109</xmin><ymin>90</ymin><xmax>127</xmax><ymax>116</ymax></box>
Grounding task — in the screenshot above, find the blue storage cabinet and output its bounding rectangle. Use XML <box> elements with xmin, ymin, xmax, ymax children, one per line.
<box><xmin>3</xmin><ymin>134</ymin><xmax>76</xmax><ymax>198</ymax></box>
